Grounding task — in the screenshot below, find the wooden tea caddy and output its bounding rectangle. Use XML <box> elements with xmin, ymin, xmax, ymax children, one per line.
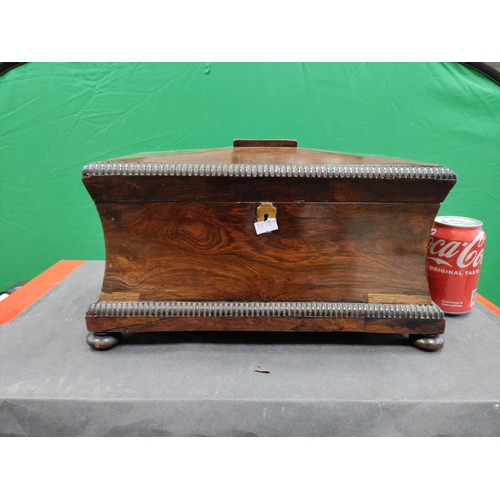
<box><xmin>83</xmin><ymin>140</ymin><xmax>456</xmax><ymax>351</ymax></box>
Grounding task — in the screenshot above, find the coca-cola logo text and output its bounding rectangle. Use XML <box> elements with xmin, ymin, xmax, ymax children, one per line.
<box><xmin>427</xmin><ymin>229</ymin><xmax>485</xmax><ymax>268</ymax></box>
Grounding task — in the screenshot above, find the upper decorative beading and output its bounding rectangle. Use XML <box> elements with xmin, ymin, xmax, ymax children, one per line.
<box><xmin>82</xmin><ymin>162</ymin><xmax>456</xmax><ymax>180</ymax></box>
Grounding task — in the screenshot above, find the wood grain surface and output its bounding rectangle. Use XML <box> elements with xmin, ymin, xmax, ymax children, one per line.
<box><xmin>107</xmin><ymin>146</ymin><xmax>438</xmax><ymax>166</ymax></box>
<box><xmin>84</xmin><ymin>175</ymin><xmax>455</xmax><ymax>204</ymax></box>
<box><xmin>86</xmin><ymin>314</ymin><xmax>445</xmax><ymax>336</ymax></box>
<box><xmin>96</xmin><ymin>202</ymin><xmax>438</xmax><ymax>303</ymax></box>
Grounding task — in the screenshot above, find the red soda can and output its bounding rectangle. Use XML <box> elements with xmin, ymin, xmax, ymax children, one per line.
<box><xmin>427</xmin><ymin>216</ymin><xmax>486</xmax><ymax>314</ymax></box>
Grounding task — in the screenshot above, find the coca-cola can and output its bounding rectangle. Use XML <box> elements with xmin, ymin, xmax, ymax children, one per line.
<box><xmin>427</xmin><ymin>216</ymin><xmax>486</xmax><ymax>314</ymax></box>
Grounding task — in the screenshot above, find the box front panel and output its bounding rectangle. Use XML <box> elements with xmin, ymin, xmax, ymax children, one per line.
<box><xmin>97</xmin><ymin>201</ymin><xmax>436</xmax><ymax>304</ymax></box>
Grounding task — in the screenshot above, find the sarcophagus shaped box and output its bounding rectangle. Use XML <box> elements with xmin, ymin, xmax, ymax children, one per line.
<box><xmin>83</xmin><ymin>140</ymin><xmax>456</xmax><ymax>350</ymax></box>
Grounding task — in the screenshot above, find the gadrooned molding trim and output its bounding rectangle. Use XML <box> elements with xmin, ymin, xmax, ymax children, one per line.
<box><xmin>82</xmin><ymin>162</ymin><xmax>456</xmax><ymax>180</ymax></box>
<box><xmin>87</xmin><ymin>301</ymin><xmax>444</xmax><ymax>320</ymax></box>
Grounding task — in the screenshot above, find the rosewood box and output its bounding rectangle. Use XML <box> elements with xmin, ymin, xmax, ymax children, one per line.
<box><xmin>83</xmin><ymin>140</ymin><xmax>456</xmax><ymax>350</ymax></box>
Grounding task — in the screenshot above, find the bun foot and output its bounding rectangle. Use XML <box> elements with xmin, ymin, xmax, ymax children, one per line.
<box><xmin>410</xmin><ymin>334</ymin><xmax>444</xmax><ymax>351</ymax></box>
<box><xmin>86</xmin><ymin>332</ymin><xmax>121</xmax><ymax>350</ymax></box>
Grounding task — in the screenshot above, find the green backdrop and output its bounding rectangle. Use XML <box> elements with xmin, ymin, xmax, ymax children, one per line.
<box><xmin>1</xmin><ymin>62</ymin><xmax>499</xmax><ymax>305</ymax></box>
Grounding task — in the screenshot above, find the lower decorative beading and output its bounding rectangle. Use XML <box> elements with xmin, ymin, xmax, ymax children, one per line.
<box><xmin>87</xmin><ymin>301</ymin><xmax>443</xmax><ymax>320</ymax></box>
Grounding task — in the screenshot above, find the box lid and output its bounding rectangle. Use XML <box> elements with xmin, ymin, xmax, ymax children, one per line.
<box><xmin>82</xmin><ymin>140</ymin><xmax>457</xmax><ymax>203</ymax></box>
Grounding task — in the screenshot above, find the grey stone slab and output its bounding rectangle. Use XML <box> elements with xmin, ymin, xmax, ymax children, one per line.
<box><xmin>1</xmin><ymin>260</ymin><xmax>500</xmax><ymax>436</ymax></box>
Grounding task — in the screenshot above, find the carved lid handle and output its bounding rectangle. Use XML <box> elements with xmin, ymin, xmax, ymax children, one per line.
<box><xmin>233</xmin><ymin>139</ymin><xmax>297</xmax><ymax>148</ymax></box>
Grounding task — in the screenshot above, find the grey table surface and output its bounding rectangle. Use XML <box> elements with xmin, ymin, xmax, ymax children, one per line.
<box><xmin>1</xmin><ymin>260</ymin><xmax>500</xmax><ymax>436</ymax></box>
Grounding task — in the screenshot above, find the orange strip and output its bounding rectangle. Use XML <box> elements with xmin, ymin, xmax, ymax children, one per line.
<box><xmin>0</xmin><ymin>260</ymin><xmax>85</xmax><ymax>326</ymax></box>
<box><xmin>476</xmin><ymin>293</ymin><xmax>500</xmax><ymax>317</ymax></box>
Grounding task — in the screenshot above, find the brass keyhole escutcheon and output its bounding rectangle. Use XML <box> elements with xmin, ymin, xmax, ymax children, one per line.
<box><xmin>256</xmin><ymin>202</ymin><xmax>277</xmax><ymax>222</ymax></box>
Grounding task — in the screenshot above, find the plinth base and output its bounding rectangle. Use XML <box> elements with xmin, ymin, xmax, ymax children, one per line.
<box><xmin>86</xmin><ymin>300</ymin><xmax>445</xmax><ymax>351</ymax></box>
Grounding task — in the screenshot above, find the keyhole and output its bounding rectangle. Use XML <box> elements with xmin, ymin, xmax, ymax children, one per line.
<box><xmin>256</xmin><ymin>202</ymin><xmax>276</xmax><ymax>222</ymax></box>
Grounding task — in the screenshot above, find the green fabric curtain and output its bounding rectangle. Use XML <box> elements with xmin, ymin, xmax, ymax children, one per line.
<box><xmin>1</xmin><ymin>62</ymin><xmax>499</xmax><ymax>304</ymax></box>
